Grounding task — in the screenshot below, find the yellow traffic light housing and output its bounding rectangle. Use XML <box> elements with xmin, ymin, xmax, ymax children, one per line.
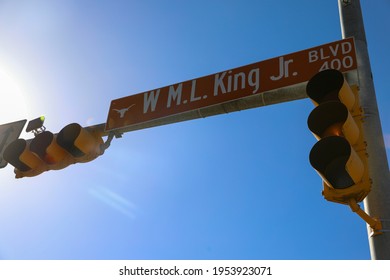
<box><xmin>30</xmin><ymin>131</ymin><xmax>67</xmax><ymax>165</ymax></box>
<box><xmin>57</xmin><ymin>123</ymin><xmax>104</xmax><ymax>163</ymax></box>
<box><xmin>3</xmin><ymin>123</ymin><xmax>105</xmax><ymax>178</ymax></box>
<box><xmin>306</xmin><ymin>69</ymin><xmax>381</xmax><ymax>235</ymax></box>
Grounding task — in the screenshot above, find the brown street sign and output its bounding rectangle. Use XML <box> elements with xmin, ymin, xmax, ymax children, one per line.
<box><xmin>105</xmin><ymin>37</ymin><xmax>357</xmax><ymax>131</ymax></box>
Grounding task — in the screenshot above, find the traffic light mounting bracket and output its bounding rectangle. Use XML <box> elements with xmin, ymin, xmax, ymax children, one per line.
<box><xmin>348</xmin><ymin>198</ymin><xmax>383</xmax><ymax>237</ymax></box>
<box><xmin>99</xmin><ymin>131</ymin><xmax>123</xmax><ymax>152</ymax></box>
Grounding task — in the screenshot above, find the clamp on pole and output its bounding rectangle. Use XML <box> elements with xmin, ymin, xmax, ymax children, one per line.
<box><xmin>100</xmin><ymin>130</ymin><xmax>123</xmax><ymax>153</ymax></box>
<box><xmin>348</xmin><ymin>198</ymin><xmax>383</xmax><ymax>237</ymax></box>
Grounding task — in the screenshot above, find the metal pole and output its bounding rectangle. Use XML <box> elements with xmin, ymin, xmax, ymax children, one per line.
<box><xmin>339</xmin><ymin>0</ymin><xmax>390</xmax><ymax>259</ymax></box>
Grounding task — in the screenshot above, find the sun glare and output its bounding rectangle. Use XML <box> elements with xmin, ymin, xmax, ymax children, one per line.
<box><xmin>0</xmin><ymin>68</ymin><xmax>29</xmax><ymax>125</ymax></box>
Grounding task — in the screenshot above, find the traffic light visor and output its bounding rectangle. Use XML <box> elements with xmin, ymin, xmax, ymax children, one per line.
<box><xmin>30</xmin><ymin>131</ymin><xmax>67</xmax><ymax>164</ymax></box>
<box><xmin>3</xmin><ymin>139</ymin><xmax>42</xmax><ymax>171</ymax></box>
<box><xmin>56</xmin><ymin>123</ymin><xmax>103</xmax><ymax>160</ymax></box>
<box><xmin>308</xmin><ymin>101</ymin><xmax>359</xmax><ymax>145</ymax></box>
<box><xmin>306</xmin><ymin>69</ymin><xmax>355</xmax><ymax>110</ymax></box>
<box><xmin>309</xmin><ymin>136</ymin><xmax>364</xmax><ymax>189</ymax></box>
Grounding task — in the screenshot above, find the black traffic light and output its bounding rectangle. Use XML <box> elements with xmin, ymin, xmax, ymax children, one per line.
<box><xmin>306</xmin><ymin>69</ymin><xmax>370</xmax><ymax>204</ymax></box>
<box><xmin>3</xmin><ymin>123</ymin><xmax>104</xmax><ymax>178</ymax></box>
<box><xmin>26</xmin><ymin>116</ymin><xmax>46</xmax><ymax>134</ymax></box>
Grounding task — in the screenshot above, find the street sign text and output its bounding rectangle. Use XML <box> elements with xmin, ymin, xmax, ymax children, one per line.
<box><xmin>106</xmin><ymin>38</ymin><xmax>357</xmax><ymax>131</ymax></box>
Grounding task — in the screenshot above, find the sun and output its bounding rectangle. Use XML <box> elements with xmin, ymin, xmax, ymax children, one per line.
<box><xmin>0</xmin><ymin>68</ymin><xmax>29</xmax><ymax>125</ymax></box>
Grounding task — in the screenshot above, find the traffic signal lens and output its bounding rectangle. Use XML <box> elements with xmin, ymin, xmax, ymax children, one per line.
<box><xmin>322</xmin><ymin>122</ymin><xmax>344</xmax><ymax>138</ymax></box>
<box><xmin>324</xmin><ymin>156</ymin><xmax>352</xmax><ymax>189</ymax></box>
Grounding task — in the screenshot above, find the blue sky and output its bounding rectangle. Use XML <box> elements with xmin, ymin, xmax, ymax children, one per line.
<box><xmin>0</xmin><ymin>0</ymin><xmax>389</xmax><ymax>260</ymax></box>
